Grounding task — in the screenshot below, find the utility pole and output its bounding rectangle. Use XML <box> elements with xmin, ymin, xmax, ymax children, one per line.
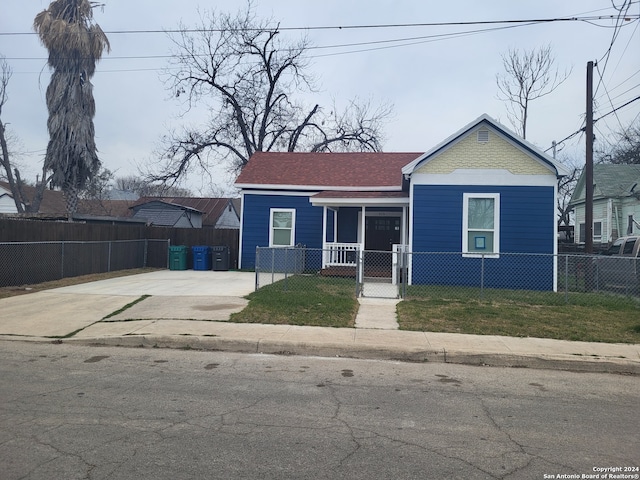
<box><xmin>585</xmin><ymin>61</ymin><xmax>594</xmax><ymax>255</ymax></box>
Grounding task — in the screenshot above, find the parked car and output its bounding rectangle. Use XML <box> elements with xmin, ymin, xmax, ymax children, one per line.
<box><xmin>596</xmin><ymin>236</ymin><xmax>640</xmax><ymax>290</ymax></box>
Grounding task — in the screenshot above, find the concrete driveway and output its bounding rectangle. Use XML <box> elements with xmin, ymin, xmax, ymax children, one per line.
<box><xmin>0</xmin><ymin>270</ymin><xmax>255</xmax><ymax>337</ymax></box>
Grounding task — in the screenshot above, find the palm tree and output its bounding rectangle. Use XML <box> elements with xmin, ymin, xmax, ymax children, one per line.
<box><xmin>34</xmin><ymin>0</ymin><xmax>110</xmax><ymax>220</ymax></box>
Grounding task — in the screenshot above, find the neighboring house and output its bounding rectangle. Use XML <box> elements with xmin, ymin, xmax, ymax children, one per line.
<box><xmin>0</xmin><ymin>184</ymin><xmax>18</xmax><ymax>214</ymax></box>
<box><xmin>569</xmin><ymin>164</ymin><xmax>640</xmax><ymax>244</ymax></box>
<box><xmin>131</xmin><ymin>200</ymin><xmax>204</xmax><ymax>228</ymax></box>
<box><xmin>236</xmin><ymin>114</ymin><xmax>568</xmax><ymax>291</ymax></box>
<box><xmin>0</xmin><ymin>181</ymin><xmax>137</xmax><ymax>221</ymax></box>
<box><xmin>132</xmin><ymin>197</ymin><xmax>241</xmax><ymax>229</ymax></box>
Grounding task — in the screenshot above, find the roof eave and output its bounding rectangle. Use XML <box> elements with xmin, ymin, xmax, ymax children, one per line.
<box><xmin>236</xmin><ymin>184</ymin><xmax>403</xmax><ymax>192</ymax></box>
<box><xmin>310</xmin><ymin>197</ymin><xmax>409</xmax><ymax>207</ymax></box>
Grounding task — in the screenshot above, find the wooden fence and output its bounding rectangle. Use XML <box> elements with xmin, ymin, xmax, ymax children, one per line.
<box><xmin>0</xmin><ymin>218</ymin><xmax>240</xmax><ymax>286</ymax></box>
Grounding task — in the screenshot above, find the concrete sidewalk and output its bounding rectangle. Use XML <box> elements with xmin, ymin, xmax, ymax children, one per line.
<box><xmin>0</xmin><ymin>270</ymin><xmax>639</xmax><ymax>374</ymax></box>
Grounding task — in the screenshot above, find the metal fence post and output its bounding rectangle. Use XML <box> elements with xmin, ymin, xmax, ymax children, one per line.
<box><xmin>355</xmin><ymin>249</ymin><xmax>361</xmax><ymax>297</ymax></box>
<box><xmin>284</xmin><ymin>248</ymin><xmax>288</xmax><ymax>291</ymax></box>
<box><xmin>271</xmin><ymin>248</ymin><xmax>275</xmax><ymax>286</ymax></box>
<box><xmin>255</xmin><ymin>247</ymin><xmax>260</xmax><ymax>291</ymax></box>
<box><xmin>480</xmin><ymin>254</ymin><xmax>485</xmax><ymax>300</ymax></box>
<box><xmin>108</xmin><ymin>241</ymin><xmax>112</xmax><ymax>272</ymax></box>
<box><xmin>143</xmin><ymin>239</ymin><xmax>148</xmax><ymax>268</ymax></box>
<box><xmin>402</xmin><ymin>250</ymin><xmax>408</xmax><ymax>299</ymax></box>
<box><xmin>564</xmin><ymin>254</ymin><xmax>569</xmax><ymax>304</ymax></box>
<box><xmin>61</xmin><ymin>241</ymin><xmax>65</xmax><ymax>279</ymax></box>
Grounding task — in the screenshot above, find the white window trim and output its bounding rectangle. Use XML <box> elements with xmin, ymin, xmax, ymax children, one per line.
<box><xmin>578</xmin><ymin>219</ymin><xmax>604</xmax><ymax>243</ymax></box>
<box><xmin>269</xmin><ymin>208</ymin><xmax>296</xmax><ymax>247</ymax></box>
<box><xmin>462</xmin><ymin>193</ymin><xmax>500</xmax><ymax>258</ymax></box>
<box><xmin>593</xmin><ymin>219</ymin><xmax>603</xmax><ymax>243</ymax></box>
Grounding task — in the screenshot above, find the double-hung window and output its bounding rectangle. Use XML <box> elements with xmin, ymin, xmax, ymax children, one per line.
<box><xmin>462</xmin><ymin>193</ymin><xmax>500</xmax><ymax>257</ymax></box>
<box><xmin>269</xmin><ymin>209</ymin><xmax>296</xmax><ymax>247</ymax></box>
<box><xmin>578</xmin><ymin>220</ymin><xmax>603</xmax><ymax>243</ymax></box>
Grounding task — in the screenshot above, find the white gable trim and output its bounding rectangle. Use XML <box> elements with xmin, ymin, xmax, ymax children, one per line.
<box><xmin>402</xmin><ymin>114</ymin><xmax>569</xmax><ymax>178</ymax></box>
<box><xmin>411</xmin><ymin>170</ymin><xmax>559</xmax><ymax>187</ymax></box>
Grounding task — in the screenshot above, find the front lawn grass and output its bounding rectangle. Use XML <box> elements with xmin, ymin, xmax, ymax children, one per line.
<box><xmin>398</xmin><ymin>285</ymin><xmax>640</xmax><ymax>344</ymax></box>
<box><xmin>232</xmin><ymin>277</ymin><xmax>640</xmax><ymax>343</ymax></box>
<box><xmin>229</xmin><ymin>275</ymin><xmax>359</xmax><ymax>328</ymax></box>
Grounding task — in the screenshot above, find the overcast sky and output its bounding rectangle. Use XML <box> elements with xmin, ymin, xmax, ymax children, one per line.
<box><xmin>1</xmin><ymin>0</ymin><xmax>639</xmax><ymax>195</ymax></box>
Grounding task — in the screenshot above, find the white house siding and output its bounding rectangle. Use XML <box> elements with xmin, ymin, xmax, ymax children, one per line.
<box><xmin>215</xmin><ymin>206</ymin><xmax>240</xmax><ymax>229</ymax></box>
<box><xmin>574</xmin><ymin>200</ymin><xmax>613</xmax><ymax>244</ymax></box>
<box><xmin>621</xmin><ymin>198</ymin><xmax>640</xmax><ymax>236</ymax></box>
<box><xmin>0</xmin><ymin>192</ymin><xmax>18</xmax><ymax>214</ymax></box>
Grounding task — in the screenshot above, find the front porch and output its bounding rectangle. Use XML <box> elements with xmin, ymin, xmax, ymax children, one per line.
<box><xmin>309</xmin><ymin>192</ymin><xmax>410</xmax><ymax>295</ymax></box>
<box><xmin>320</xmin><ymin>242</ymin><xmax>408</xmax><ymax>290</ymax></box>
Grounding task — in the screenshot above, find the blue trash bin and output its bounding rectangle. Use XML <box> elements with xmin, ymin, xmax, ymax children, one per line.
<box><xmin>192</xmin><ymin>246</ymin><xmax>212</xmax><ymax>270</ymax></box>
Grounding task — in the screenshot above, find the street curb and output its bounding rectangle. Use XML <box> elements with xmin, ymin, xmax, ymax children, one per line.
<box><xmin>63</xmin><ymin>335</ymin><xmax>640</xmax><ymax>375</ymax></box>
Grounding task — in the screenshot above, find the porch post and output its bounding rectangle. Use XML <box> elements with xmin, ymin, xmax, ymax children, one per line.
<box><xmin>402</xmin><ymin>206</ymin><xmax>408</xmax><ymax>245</ymax></box>
<box><xmin>359</xmin><ymin>205</ymin><xmax>366</xmax><ymax>288</ymax></box>
<box><xmin>322</xmin><ymin>206</ymin><xmax>328</xmax><ymax>268</ymax></box>
<box><xmin>322</xmin><ymin>206</ymin><xmax>327</xmax><ymax>248</ymax></box>
<box><xmin>360</xmin><ymin>205</ymin><xmax>366</xmax><ymax>250</ymax></box>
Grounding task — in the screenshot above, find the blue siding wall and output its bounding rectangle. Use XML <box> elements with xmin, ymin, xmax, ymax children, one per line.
<box><xmin>411</xmin><ymin>185</ymin><xmax>555</xmax><ymax>290</ymax></box>
<box><xmin>241</xmin><ymin>193</ymin><xmax>323</xmax><ymax>270</ymax></box>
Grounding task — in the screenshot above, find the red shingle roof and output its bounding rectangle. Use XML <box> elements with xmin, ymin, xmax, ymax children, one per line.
<box><xmin>236</xmin><ymin>152</ymin><xmax>422</xmax><ymax>190</ymax></box>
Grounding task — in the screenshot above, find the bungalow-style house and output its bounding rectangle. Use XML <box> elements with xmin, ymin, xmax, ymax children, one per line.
<box><xmin>569</xmin><ymin>164</ymin><xmax>640</xmax><ymax>244</ymax></box>
<box><xmin>236</xmin><ymin>114</ymin><xmax>568</xmax><ymax>292</ymax></box>
<box><xmin>131</xmin><ymin>197</ymin><xmax>241</xmax><ymax>229</ymax></box>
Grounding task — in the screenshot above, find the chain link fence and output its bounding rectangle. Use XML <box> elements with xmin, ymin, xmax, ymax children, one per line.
<box><xmin>0</xmin><ymin>239</ymin><xmax>171</xmax><ymax>287</ymax></box>
<box><xmin>255</xmin><ymin>246</ymin><xmax>640</xmax><ymax>303</ymax></box>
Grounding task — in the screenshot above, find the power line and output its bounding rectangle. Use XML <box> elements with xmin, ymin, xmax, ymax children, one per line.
<box><xmin>594</xmin><ymin>94</ymin><xmax>640</xmax><ymax>123</ymax></box>
<box><xmin>1</xmin><ymin>14</ymin><xmax>637</xmax><ymax>37</ymax></box>
<box><xmin>596</xmin><ymin>62</ymin><xmax>626</xmax><ymax>131</ymax></box>
<box><xmin>594</xmin><ymin>0</ymin><xmax>636</xmax><ymax>97</ymax></box>
<box><xmin>545</xmin><ymin>94</ymin><xmax>640</xmax><ymax>152</ymax></box>
<box><xmin>1</xmin><ymin>23</ymin><xmax>534</xmax><ymax>62</ymax></box>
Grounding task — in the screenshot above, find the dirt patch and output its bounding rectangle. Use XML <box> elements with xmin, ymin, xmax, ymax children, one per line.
<box><xmin>192</xmin><ymin>304</ymin><xmax>244</xmax><ymax>311</ymax></box>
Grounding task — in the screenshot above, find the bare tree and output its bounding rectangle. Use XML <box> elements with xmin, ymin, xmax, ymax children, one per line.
<box><xmin>0</xmin><ymin>56</ymin><xmax>20</xmax><ymax>210</ymax></box>
<box><xmin>0</xmin><ymin>55</ymin><xmax>48</xmax><ymax>213</ymax></box>
<box><xmin>557</xmin><ymin>160</ymin><xmax>581</xmax><ymax>228</ymax></box>
<box><xmin>34</xmin><ymin>0</ymin><xmax>110</xmax><ymax>220</ymax></box>
<box><xmin>115</xmin><ymin>175</ymin><xmax>192</xmax><ymax>197</ymax></box>
<box><xmin>596</xmin><ymin>119</ymin><xmax>640</xmax><ymax>165</ymax></box>
<box><xmin>152</xmin><ymin>2</ymin><xmax>391</xmax><ymax>184</ymax></box>
<box><xmin>496</xmin><ymin>44</ymin><xmax>571</xmax><ymax>139</ymax></box>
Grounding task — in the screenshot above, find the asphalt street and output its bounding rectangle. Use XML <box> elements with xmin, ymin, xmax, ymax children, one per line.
<box><xmin>1</xmin><ymin>342</ymin><xmax>638</xmax><ymax>480</ymax></box>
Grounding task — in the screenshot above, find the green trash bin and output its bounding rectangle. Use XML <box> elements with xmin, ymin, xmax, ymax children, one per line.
<box><xmin>169</xmin><ymin>245</ymin><xmax>188</xmax><ymax>270</ymax></box>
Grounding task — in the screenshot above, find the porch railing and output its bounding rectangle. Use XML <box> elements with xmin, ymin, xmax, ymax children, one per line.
<box><xmin>323</xmin><ymin>242</ymin><xmax>362</xmax><ymax>267</ymax></box>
